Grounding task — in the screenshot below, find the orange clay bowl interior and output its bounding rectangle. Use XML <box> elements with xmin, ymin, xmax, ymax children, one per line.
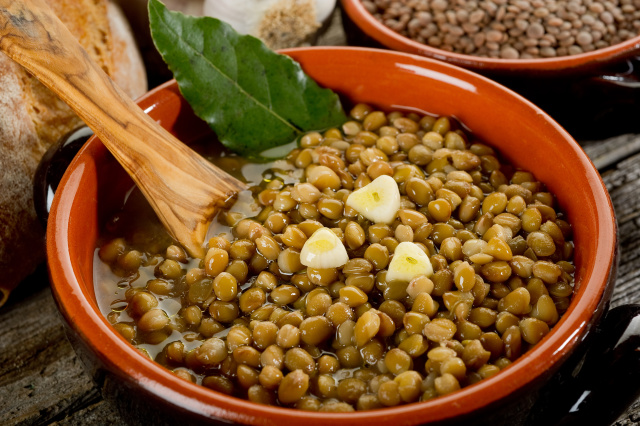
<box><xmin>46</xmin><ymin>47</ymin><xmax>616</xmax><ymax>425</ymax></box>
<box><xmin>341</xmin><ymin>0</ymin><xmax>640</xmax><ymax>74</ymax></box>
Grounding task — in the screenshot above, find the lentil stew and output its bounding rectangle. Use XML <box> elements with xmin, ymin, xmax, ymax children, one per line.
<box><xmin>95</xmin><ymin>104</ymin><xmax>575</xmax><ymax>412</ymax></box>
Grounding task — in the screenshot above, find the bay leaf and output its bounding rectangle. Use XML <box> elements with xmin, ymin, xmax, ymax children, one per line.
<box><xmin>148</xmin><ymin>0</ymin><xmax>347</xmax><ymax>159</ymax></box>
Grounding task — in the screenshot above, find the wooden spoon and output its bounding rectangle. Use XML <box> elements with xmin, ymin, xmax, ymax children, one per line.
<box><xmin>0</xmin><ymin>0</ymin><xmax>246</xmax><ymax>259</ymax></box>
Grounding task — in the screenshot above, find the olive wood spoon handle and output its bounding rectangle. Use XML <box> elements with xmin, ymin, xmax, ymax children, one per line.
<box><xmin>0</xmin><ymin>0</ymin><xmax>245</xmax><ymax>258</ymax></box>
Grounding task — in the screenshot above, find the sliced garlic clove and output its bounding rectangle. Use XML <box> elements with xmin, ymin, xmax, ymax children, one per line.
<box><xmin>300</xmin><ymin>228</ymin><xmax>348</xmax><ymax>269</ymax></box>
<box><xmin>346</xmin><ymin>175</ymin><xmax>400</xmax><ymax>224</ymax></box>
<box><xmin>386</xmin><ymin>242</ymin><xmax>434</xmax><ymax>282</ymax></box>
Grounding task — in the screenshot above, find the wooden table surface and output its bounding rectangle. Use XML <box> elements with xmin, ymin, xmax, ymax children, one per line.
<box><xmin>1</xmin><ymin>5</ymin><xmax>640</xmax><ymax>426</ymax></box>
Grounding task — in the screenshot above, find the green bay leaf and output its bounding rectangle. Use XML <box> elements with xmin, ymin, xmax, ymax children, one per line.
<box><xmin>148</xmin><ymin>0</ymin><xmax>347</xmax><ymax>159</ymax></box>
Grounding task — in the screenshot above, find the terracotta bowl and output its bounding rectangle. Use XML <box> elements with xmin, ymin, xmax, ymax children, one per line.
<box><xmin>340</xmin><ymin>0</ymin><xmax>640</xmax><ymax>139</ymax></box>
<box><xmin>47</xmin><ymin>47</ymin><xmax>617</xmax><ymax>424</ymax></box>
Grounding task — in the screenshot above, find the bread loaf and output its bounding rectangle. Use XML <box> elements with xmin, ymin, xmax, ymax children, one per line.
<box><xmin>0</xmin><ymin>0</ymin><xmax>147</xmax><ymax>306</ymax></box>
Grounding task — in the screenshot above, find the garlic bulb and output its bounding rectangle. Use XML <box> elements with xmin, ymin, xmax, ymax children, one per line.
<box><xmin>386</xmin><ymin>242</ymin><xmax>434</xmax><ymax>282</ymax></box>
<box><xmin>203</xmin><ymin>0</ymin><xmax>260</xmax><ymax>35</ymax></box>
<box><xmin>314</xmin><ymin>0</ymin><xmax>336</xmax><ymax>24</ymax></box>
<box><xmin>300</xmin><ymin>228</ymin><xmax>348</xmax><ymax>269</ymax></box>
<box><xmin>203</xmin><ymin>0</ymin><xmax>336</xmax><ymax>49</ymax></box>
<box><xmin>346</xmin><ymin>175</ymin><xmax>401</xmax><ymax>225</ymax></box>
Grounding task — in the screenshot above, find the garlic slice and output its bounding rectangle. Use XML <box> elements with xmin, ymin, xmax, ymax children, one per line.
<box><xmin>386</xmin><ymin>242</ymin><xmax>434</xmax><ymax>282</ymax></box>
<box><xmin>300</xmin><ymin>228</ymin><xmax>348</xmax><ymax>269</ymax></box>
<box><xmin>346</xmin><ymin>175</ymin><xmax>401</xmax><ymax>224</ymax></box>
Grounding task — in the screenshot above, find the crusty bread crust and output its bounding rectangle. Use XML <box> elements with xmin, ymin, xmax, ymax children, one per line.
<box><xmin>0</xmin><ymin>0</ymin><xmax>147</xmax><ymax>306</ymax></box>
<box><xmin>0</xmin><ymin>55</ymin><xmax>43</xmax><ymax>307</ymax></box>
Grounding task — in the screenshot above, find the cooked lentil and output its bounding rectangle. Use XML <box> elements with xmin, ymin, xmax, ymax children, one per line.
<box><xmin>95</xmin><ymin>104</ymin><xmax>575</xmax><ymax>412</ymax></box>
<box><xmin>360</xmin><ymin>0</ymin><xmax>640</xmax><ymax>59</ymax></box>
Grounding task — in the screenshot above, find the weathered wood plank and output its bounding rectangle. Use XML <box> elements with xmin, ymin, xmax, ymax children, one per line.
<box><xmin>584</xmin><ymin>134</ymin><xmax>640</xmax><ymax>309</ymax></box>
<box><xmin>0</xmin><ymin>268</ymin><xmax>99</xmax><ymax>426</ymax></box>
<box><xmin>583</xmin><ymin>135</ymin><xmax>640</xmax><ymax>425</ymax></box>
<box><xmin>50</xmin><ymin>400</ymin><xmax>122</xmax><ymax>426</ymax></box>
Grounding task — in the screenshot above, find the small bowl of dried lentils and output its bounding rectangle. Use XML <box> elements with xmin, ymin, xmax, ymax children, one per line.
<box><xmin>341</xmin><ymin>0</ymin><xmax>640</xmax><ymax>138</ymax></box>
<box><xmin>47</xmin><ymin>47</ymin><xmax>618</xmax><ymax>425</ymax></box>
<box><xmin>342</xmin><ymin>0</ymin><xmax>640</xmax><ymax>69</ymax></box>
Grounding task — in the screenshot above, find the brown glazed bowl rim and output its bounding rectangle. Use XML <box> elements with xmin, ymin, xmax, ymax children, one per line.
<box><xmin>341</xmin><ymin>0</ymin><xmax>640</xmax><ymax>73</ymax></box>
<box><xmin>47</xmin><ymin>46</ymin><xmax>617</xmax><ymax>425</ymax></box>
